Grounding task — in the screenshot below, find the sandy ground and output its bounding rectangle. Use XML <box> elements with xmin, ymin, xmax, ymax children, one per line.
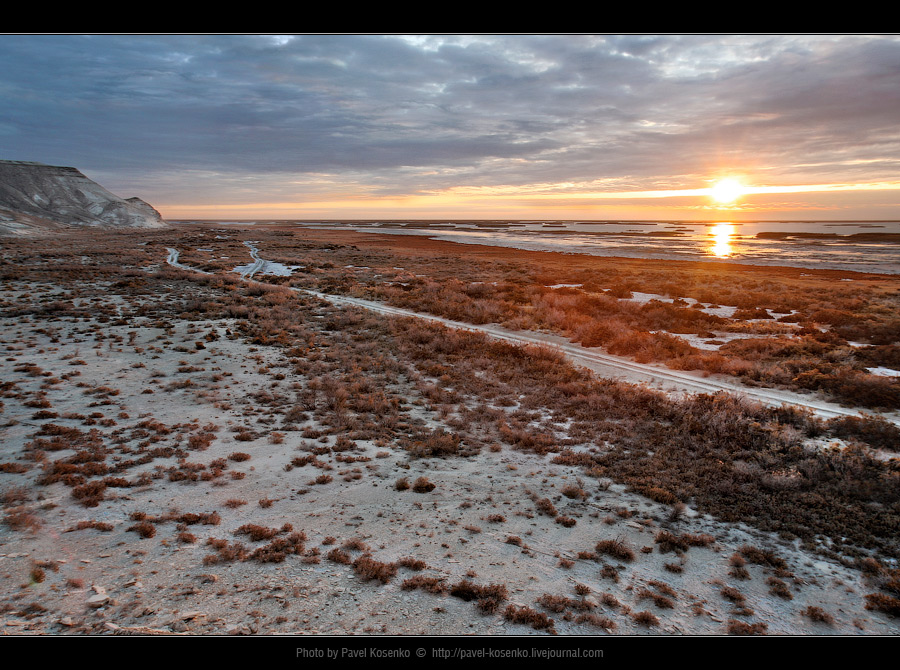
<box><xmin>1</xmin><ymin>270</ymin><xmax>897</xmax><ymax>638</ymax></box>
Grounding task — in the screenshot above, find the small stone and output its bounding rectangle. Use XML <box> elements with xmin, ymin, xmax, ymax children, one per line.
<box><xmin>59</xmin><ymin>616</ymin><xmax>76</xmax><ymax>627</ymax></box>
<box><xmin>87</xmin><ymin>594</ymin><xmax>109</xmax><ymax>608</ymax></box>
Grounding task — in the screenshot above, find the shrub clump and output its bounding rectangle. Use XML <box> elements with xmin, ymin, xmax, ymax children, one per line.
<box><xmin>727</xmin><ymin>619</ymin><xmax>768</xmax><ymax>635</ymax></box>
<box><xmin>802</xmin><ymin>606</ymin><xmax>835</xmax><ymax>624</ymax></box>
<box><xmin>595</xmin><ymin>538</ymin><xmax>635</xmax><ymax>562</ymax></box>
<box><xmin>352</xmin><ymin>554</ymin><xmax>398</xmax><ymax>584</ymax></box>
<box><xmin>449</xmin><ymin>580</ymin><xmax>509</xmax><ymax>614</ymax></box>
<box><xmin>412</xmin><ymin>476</ymin><xmax>435</xmax><ymax>493</ymax></box>
<box><xmin>401</xmin><ymin>575</ymin><xmax>448</xmax><ymax>594</ymax></box>
<box><xmin>864</xmin><ymin>592</ymin><xmax>900</xmax><ymax>617</ymax></box>
<box><xmin>503</xmin><ymin>604</ymin><xmax>556</xmax><ymax>633</ymax></box>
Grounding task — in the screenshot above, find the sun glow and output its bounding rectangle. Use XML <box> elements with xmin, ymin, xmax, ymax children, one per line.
<box><xmin>709</xmin><ymin>222</ymin><xmax>735</xmax><ymax>258</ymax></box>
<box><xmin>710</xmin><ymin>178</ymin><xmax>746</xmax><ymax>204</ymax></box>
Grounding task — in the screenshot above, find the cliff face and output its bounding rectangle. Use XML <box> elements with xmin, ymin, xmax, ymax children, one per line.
<box><xmin>0</xmin><ymin>160</ymin><xmax>167</xmax><ymax>235</ymax></box>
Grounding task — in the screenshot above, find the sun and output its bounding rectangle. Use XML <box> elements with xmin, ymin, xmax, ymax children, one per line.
<box><xmin>709</xmin><ymin>178</ymin><xmax>746</xmax><ymax>204</ymax></box>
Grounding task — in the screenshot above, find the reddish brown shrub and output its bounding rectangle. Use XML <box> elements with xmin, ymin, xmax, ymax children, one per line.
<box><xmin>412</xmin><ymin>476</ymin><xmax>435</xmax><ymax>493</ymax></box>
<box><xmin>802</xmin><ymin>606</ymin><xmax>834</xmax><ymax>624</ymax></box>
<box><xmin>595</xmin><ymin>538</ymin><xmax>635</xmax><ymax>562</ymax></box>
<box><xmin>864</xmin><ymin>593</ymin><xmax>900</xmax><ymax>617</ymax></box>
<box><xmin>127</xmin><ymin>520</ymin><xmax>156</xmax><ymax>539</ymax></box>
<box><xmin>503</xmin><ymin>604</ymin><xmax>556</xmax><ymax>632</ymax></box>
<box><xmin>352</xmin><ymin>554</ymin><xmax>398</xmax><ymax>584</ymax></box>
<box><xmin>401</xmin><ymin>575</ymin><xmax>447</xmax><ymax>594</ymax></box>
<box><xmin>727</xmin><ymin>619</ymin><xmax>768</xmax><ymax>635</ymax></box>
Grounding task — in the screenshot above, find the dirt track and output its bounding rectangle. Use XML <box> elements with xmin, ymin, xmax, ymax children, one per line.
<box><xmin>166</xmin><ymin>249</ymin><xmax>893</xmax><ymax>423</ymax></box>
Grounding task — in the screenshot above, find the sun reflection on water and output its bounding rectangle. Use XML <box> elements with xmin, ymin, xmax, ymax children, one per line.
<box><xmin>709</xmin><ymin>222</ymin><xmax>735</xmax><ymax>257</ymax></box>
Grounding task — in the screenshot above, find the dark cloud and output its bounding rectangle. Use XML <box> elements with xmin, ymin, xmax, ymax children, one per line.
<box><xmin>2</xmin><ymin>34</ymin><xmax>898</xmax><ymax>206</ymax></box>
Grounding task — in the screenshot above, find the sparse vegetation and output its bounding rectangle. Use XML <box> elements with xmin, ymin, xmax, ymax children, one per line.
<box><xmin>1</xmin><ymin>223</ymin><xmax>898</xmax><ymax>636</ymax></box>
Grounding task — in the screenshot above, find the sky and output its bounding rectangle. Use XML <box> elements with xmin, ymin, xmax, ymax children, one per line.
<box><xmin>2</xmin><ymin>34</ymin><xmax>900</xmax><ymax>221</ymax></box>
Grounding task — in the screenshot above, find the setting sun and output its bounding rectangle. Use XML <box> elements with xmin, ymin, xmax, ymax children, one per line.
<box><xmin>710</xmin><ymin>178</ymin><xmax>746</xmax><ymax>204</ymax></box>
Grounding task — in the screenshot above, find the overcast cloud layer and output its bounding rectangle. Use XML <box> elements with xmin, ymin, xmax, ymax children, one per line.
<box><xmin>2</xmin><ymin>34</ymin><xmax>899</xmax><ymax>214</ymax></box>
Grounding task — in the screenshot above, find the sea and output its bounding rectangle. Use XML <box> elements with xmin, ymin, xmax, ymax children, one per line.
<box><xmin>184</xmin><ymin>220</ymin><xmax>900</xmax><ymax>276</ymax></box>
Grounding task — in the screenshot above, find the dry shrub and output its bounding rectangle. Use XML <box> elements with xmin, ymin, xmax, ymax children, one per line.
<box><xmin>248</xmin><ymin>532</ymin><xmax>306</xmax><ymax>563</ymax></box>
<box><xmin>575</xmin><ymin>613</ymin><xmax>616</xmax><ymax>631</ymax></box>
<box><xmin>503</xmin><ymin>604</ymin><xmax>556</xmax><ymax>632</ymax></box>
<box><xmin>403</xmin><ymin>428</ymin><xmax>461</xmax><ymax>457</ymax></box>
<box><xmin>721</xmin><ymin>586</ymin><xmax>746</xmax><ymax>604</ymax></box>
<box><xmin>802</xmin><ymin>606</ymin><xmax>834</xmax><ymax>624</ymax></box>
<box><xmin>395</xmin><ymin>477</ymin><xmax>410</xmax><ymax>491</ymax></box>
<box><xmin>228</xmin><ymin>452</ymin><xmax>251</xmax><ymax>462</ymax></box>
<box><xmin>727</xmin><ymin>619</ymin><xmax>768</xmax><ymax>635</ymax></box>
<box><xmin>224</xmin><ymin>499</ymin><xmax>247</xmax><ymax>508</ymax></box>
<box><xmin>537</xmin><ymin>593</ymin><xmax>594</xmax><ymax>613</ymax></box>
<box><xmin>555</xmin><ymin>515</ymin><xmax>576</xmax><ymax>527</ymax></box>
<box><xmin>177</xmin><ymin>531</ymin><xmax>197</xmax><ymax>544</ymax></box>
<box><xmin>234</xmin><ymin>524</ymin><xmax>279</xmax><ymax>542</ymax></box>
<box><xmin>71</xmin><ymin>481</ymin><xmax>106</xmax><ymax>508</ymax></box>
<box><xmin>0</xmin><ymin>463</ymin><xmax>29</xmax><ymax>474</ymax></box>
<box><xmin>70</xmin><ymin>520</ymin><xmax>113</xmax><ymax>532</ymax></box>
<box><xmin>352</xmin><ymin>554</ymin><xmax>398</xmax><ymax>584</ymax></box>
<box><xmin>766</xmin><ymin>577</ymin><xmax>793</xmax><ymax>600</ymax></box>
<box><xmin>654</xmin><ymin>530</ymin><xmax>688</xmax><ymax>554</ymax></box>
<box><xmin>600</xmin><ymin>565</ymin><xmax>619</xmax><ymax>582</ymax></box>
<box><xmin>412</xmin><ymin>476</ymin><xmax>435</xmax><ymax>493</ymax></box>
<box><xmin>595</xmin><ymin>538</ymin><xmax>635</xmax><ymax>562</ymax></box>
<box><xmin>647</xmin><ymin>580</ymin><xmax>677</xmax><ymax>597</ymax></box>
<box><xmin>632</xmin><ymin>610</ymin><xmax>659</xmax><ymax>627</ymax></box>
<box><xmin>864</xmin><ymin>592</ymin><xmax>900</xmax><ymax>617</ymax></box>
<box><xmin>342</xmin><ymin>537</ymin><xmax>370</xmax><ymax>552</ymax></box>
<box><xmin>325</xmin><ymin>547</ymin><xmax>352</xmax><ymax>565</ymax></box>
<box><xmin>397</xmin><ymin>557</ymin><xmax>427</xmax><ymax>571</ymax></box>
<box><xmin>127</xmin><ymin>520</ymin><xmax>156</xmax><ymax>539</ymax></box>
<box><xmin>535</xmin><ymin>497</ymin><xmax>558</xmax><ymax>516</ymax></box>
<box><xmin>640</xmin><ymin>486</ymin><xmax>679</xmax><ymax>505</ymax></box>
<box><xmin>450</xmin><ymin>580</ymin><xmax>508</xmax><ymax>614</ymax></box>
<box><xmin>202</xmin><ymin>539</ymin><xmax>248</xmax><ymax>565</ymax></box>
<box><xmin>401</xmin><ymin>575</ymin><xmax>447</xmax><ymax>594</ymax></box>
<box><xmin>729</xmin><ymin>565</ymin><xmax>751</xmax><ymax>580</ymax></box>
<box><xmin>739</xmin><ymin>545</ymin><xmax>789</xmax><ymax>572</ymax></box>
<box><xmin>561</xmin><ymin>483</ymin><xmax>586</xmax><ymax>500</ymax></box>
<box><xmin>600</xmin><ymin>592</ymin><xmax>621</xmax><ymax>609</ymax></box>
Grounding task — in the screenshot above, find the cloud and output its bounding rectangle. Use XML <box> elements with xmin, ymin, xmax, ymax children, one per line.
<box><xmin>2</xmin><ymin>34</ymin><xmax>899</xmax><ymax>209</ymax></box>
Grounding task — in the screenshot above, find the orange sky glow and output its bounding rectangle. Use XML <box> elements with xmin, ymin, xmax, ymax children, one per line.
<box><xmin>160</xmin><ymin>179</ymin><xmax>900</xmax><ymax>221</ymax></box>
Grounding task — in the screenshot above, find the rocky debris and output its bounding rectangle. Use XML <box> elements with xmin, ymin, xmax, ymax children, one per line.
<box><xmin>86</xmin><ymin>594</ymin><xmax>110</xmax><ymax>608</ymax></box>
<box><xmin>0</xmin><ymin>160</ymin><xmax>167</xmax><ymax>235</ymax></box>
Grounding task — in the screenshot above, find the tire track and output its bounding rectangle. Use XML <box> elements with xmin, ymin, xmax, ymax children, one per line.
<box><xmin>166</xmin><ymin>247</ymin><xmax>890</xmax><ymax>422</ymax></box>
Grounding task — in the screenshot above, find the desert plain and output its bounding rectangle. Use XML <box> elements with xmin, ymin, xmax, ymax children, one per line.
<box><xmin>1</xmin><ymin>223</ymin><xmax>899</xmax><ymax>637</ymax></box>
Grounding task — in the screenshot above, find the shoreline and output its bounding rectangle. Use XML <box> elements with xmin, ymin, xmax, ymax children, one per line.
<box><xmin>239</xmin><ymin>222</ymin><xmax>900</xmax><ymax>282</ymax></box>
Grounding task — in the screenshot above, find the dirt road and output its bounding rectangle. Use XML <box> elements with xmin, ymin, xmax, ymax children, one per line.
<box><xmin>166</xmin><ymin>248</ymin><xmax>892</xmax><ymax>422</ymax></box>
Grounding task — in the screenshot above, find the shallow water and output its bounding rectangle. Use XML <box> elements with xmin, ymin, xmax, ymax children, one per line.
<box><xmin>295</xmin><ymin>220</ymin><xmax>900</xmax><ymax>275</ymax></box>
